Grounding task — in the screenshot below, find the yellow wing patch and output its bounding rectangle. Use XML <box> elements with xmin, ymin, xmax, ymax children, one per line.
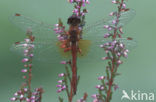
<box><xmin>56</xmin><ymin>40</ymin><xmax>91</xmax><ymax>58</ymax></box>
<box><xmin>78</xmin><ymin>40</ymin><xmax>91</xmax><ymax>57</ymax></box>
<box><xmin>56</xmin><ymin>42</ymin><xmax>71</xmax><ymax>58</ymax></box>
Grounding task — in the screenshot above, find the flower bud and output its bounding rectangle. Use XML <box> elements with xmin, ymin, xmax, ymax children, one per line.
<box><xmin>58</xmin><ymin>73</ymin><xmax>65</xmax><ymax>77</ymax></box>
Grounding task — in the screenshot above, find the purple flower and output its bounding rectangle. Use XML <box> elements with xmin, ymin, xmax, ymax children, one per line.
<box><xmin>112</xmin><ymin>20</ymin><xmax>117</xmax><ymax>24</ymax></box>
<box><xmin>109</xmin><ymin>12</ymin><xmax>114</xmax><ymax>16</ymax></box>
<box><xmin>108</xmin><ymin>27</ymin><xmax>112</xmax><ymax>31</ymax></box>
<box><xmin>10</xmin><ymin>97</ymin><xmax>16</xmax><ymax>101</ymax></box>
<box><xmin>93</xmin><ymin>98</ymin><xmax>98</xmax><ymax>102</ymax></box>
<box><xmin>112</xmin><ymin>0</ymin><xmax>117</xmax><ymax>4</ymax></box>
<box><xmin>82</xmin><ymin>0</ymin><xmax>85</xmax><ymax>3</ymax></box>
<box><xmin>91</xmin><ymin>94</ymin><xmax>97</xmax><ymax>98</ymax></box>
<box><xmin>100</xmin><ymin>86</ymin><xmax>104</xmax><ymax>90</ymax></box>
<box><xmin>32</xmin><ymin>92</ymin><xmax>37</xmax><ymax>95</ymax></box>
<box><xmin>25</xmin><ymin>39</ymin><xmax>30</xmax><ymax>43</ymax></box>
<box><xmin>105</xmin><ymin>50</ymin><xmax>109</xmax><ymax>54</ymax></box>
<box><xmin>55</xmin><ymin>24</ymin><xmax>59</xmax><ymax>27</ymax></box>
<box><xmin>57</xmin><ymin>36</ymin><xmax>64</xmax><ymax>41</ymax></box>
<box><xmin>104</xmin><ymin>25</ymin><xmax>109</xmax><ymax>29</ymax></box>
<box><xmin>95</xmin><ymin>85</ymin><xmax>101</xmax><ymax>89</ymax></box>
<box><xmin>31</xmin><ymin>96</ymin><xmax>35</xmax><ymax>100</ymax></box>
<box><xmin>60</xmin><ymin>61</ymin><xmax>66</xmax><ymax>64</ymax></box>
<box><xmin>57</xmin><ymin>89</ymin><xmax>62</xmax><ymax>93</ymax></box>
<box><xmin>104</xmin><ymin>33</ymin><xmax>110</xmax><ymax>38</ymax></box>
<box><xmin>122</xmin><ymin>3</ymin><xmax>126</xmax><ymax>8</ymax></box>
<box><xmin>68</xmin><ymin>0</ymin><xmax>73</xmax><ymax>3</ymax></box>
<box><xmin>86</xmin><ymin>0</ymin><xmax>90</xmax><ymax>4</ymax></box>
<box><xmin>81</xmin><ymin>12</ymin><xmax>85</xmax><ymax>16</ymax></box>
<box><xmin>108</xmin><ymin>45</ymin><xmax>114</xmax><ymax>50</ymax></box>
<box><xmin>119</xmin><ymin>43</ymin><xmax>124</xmax><ymax>48</ymax></box>
<box><xmin>24</xmin><ymin>49</ymin><xmax>29</xmax><ymax>54</ymax></box>
<box><xmin>53</xmin><ymin>27</ymin><xmax>59</xmax><ymax>31</ymax></box>
<box><xmin>17</xmin><ymin>90</ymin><xmax>22</xmax><ymax>94</ymax></box>
<box><xmin>112</xmin><ymin>40</ymin><xmax>117</xmax><ymax>46</ymax></box>
<box><xmin>20</xmin><ymin>94</ymin><xmax>24</xmax><ymax>99</ymax></box>
<box><xmin>24</xmin><ymin>88</ymin><xmax>28</xmax><ymax>92</ymax></box>
<box><xmin>61</xmin><ymin>85</ymin><xmax>66</xmax><ymax>90</ymax></box>
<box><xmin>82</xmin><ymin>4</ymin><xmax>86</xmax><ymax>8</ymax></box>
<box><xmin>21</xmin><ymin>69</ymin><xmax>28</xmax><ymax>73</ymax></box>
<box><xmin>117</xmin><ymin>60</ymin><xmax>122</xmax><ymax>64</ymax></box>
<box><xmin>101</xmin><ymin>57</ymin><xmax>108</xmax><ymax>60</ymax></box>
<box><xmin>117</xmin><ymin>52</ymin><xmax>121</xmax><ymax>56</ymax></box>
<box><xmin>98</xmin><ymin>76</ymin><xmax>105</xmax><ymax>80</ymax></box>
<box><xmin>22</xmin><ymin>43</ymin><xmax>28</xmax><ymax>47</ymax></box>
<box><xmin>123</xmin><ymin>52</ymin><xmax>128</xmax><ymax>58</ymax></box>
<box><xmin>125</xmin><ymin>49</ymin><xmax>129</xmax><ymax>53</ymax></box>
<box><xmin>14</xmin><ymin>92</ymin><xmax>18</xmax><ymax>96</ymax></box>
<box><xmin>31</xmin><ymin>100</ymin><xmax>35</xmax><ymax>102</ymax></box>
<box><xmin>56</xmin><ymin>85</ymin><xmax>62</xmax><ymax>88</ymax></box>
<box><xmin>29</xmin><ymin>54</ymin><xmax>34</xmax><ymax>57</ymax></box>
<box><xmin>22</xmin><ymin>58</ymin><xmax>29</xmax><ymax>63</ymax></box>
<box><xmin>26</xmin><ymin>98</ymin><xmax>30</xmax><ymax>102</ymax></box>
<box><xmin>58</xmin><ymin>73</ymin><xmax>65</xmax><ymax>77</ymax></box>
<box><xmin>58</xmin><ymin>80</ymin><xmax>63</xmax><ymax>83</ymax></box>
<box><xmin>73</xmin><ymin>9</ymin><xmax>78</xmax><ymax>13</ymax></box>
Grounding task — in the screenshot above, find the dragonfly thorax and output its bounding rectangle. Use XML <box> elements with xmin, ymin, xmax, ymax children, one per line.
<box><xmin>69</xmin><ymin>30</ymin><xmax>78</xmax><ymax>43</ymax></box>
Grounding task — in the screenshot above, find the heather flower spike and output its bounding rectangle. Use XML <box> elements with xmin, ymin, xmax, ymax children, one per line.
<box><xmin>93</xmin><ymin>0</ymin><xmax>136</xmax><ymax>102</ymax></box>
<box><xmin>10</xmin><ymin>30</ymin><xmax>44</xmax><ymax>102</ymax></box>
<box><xmin>55</xmin><ymin>0</ymin><xmax>90</xmax><ymax>102</ymax></box>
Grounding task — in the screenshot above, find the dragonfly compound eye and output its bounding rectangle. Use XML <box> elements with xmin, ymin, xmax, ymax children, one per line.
<box><xmin>67</xmin><ymin>15</ymin><xmax>81</xmax><ymax>26</ymax></box>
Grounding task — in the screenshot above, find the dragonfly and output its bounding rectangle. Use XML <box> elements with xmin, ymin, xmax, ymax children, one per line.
<box><xmin>10</xmin><ymin>9</ymin><xmax>136</xmax><ymax>94</ymax></box>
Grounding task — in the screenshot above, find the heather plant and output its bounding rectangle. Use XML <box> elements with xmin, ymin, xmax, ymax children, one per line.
<box><xmin>10</xmin><ymin>29</ymin><xmax>44</xmax><ymax>102</ymax></box>
<box><xmin>54</xmin><ymin>0</ymin><xmax>90</xmax><ymax>102</ymax></box>
<box><xmin>91</xmin><ymin>0</ymin><xmax>136</xmax><ymax>102</ymax></box>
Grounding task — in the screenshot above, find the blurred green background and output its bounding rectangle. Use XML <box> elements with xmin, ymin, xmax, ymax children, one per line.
<box><xmin>0</xmin><ymin>0</ymin><xmax>156</xmax><ymax>102</ymax></box>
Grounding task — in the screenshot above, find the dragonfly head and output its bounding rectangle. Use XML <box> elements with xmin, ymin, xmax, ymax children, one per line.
<box><xmin>67</xmin><ymin>15</ymin><xmax>81</xmax><ymax>26</ymax></box>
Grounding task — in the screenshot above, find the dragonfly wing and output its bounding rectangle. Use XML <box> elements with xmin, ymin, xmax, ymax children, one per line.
<box><xmin>9</xmin><ymin>13</ymin><xmax>56</xmax><ymax>42</ymax></box>
<box><xmin>10</xmin><ymin>41</ymin><xmax>30</xmax><ymax>57</ymax></box>
<box><xmin>83</xmin><ymin>18</ymin><xmax>108</xmax><ymax>38</ymax></box>
<box><xmin>10</xmin><ymin>40</ymin><xmax>68</xmax><ymax>64</ymax></box>
<box><xmin>79</xmin><ymin>9</ymin><xmax>136</xmax><ymax>63</ymax></box>
<box><xmin>101</xmin><ymin>38</ymin><xmax>137</xmax><ymax>51</ymax></box>
<box><xmin>117</xmin><ymin>9</ymin><xmax>136</xmax><ymax>27</ymax></box>
<box><xmin>34</xmin><ymin>41</ymin><xmax>71</xmax><ymax>63</ymax></box>
<box><xmin>77</xmin><ymin>39</ymin><xmax>106</xmax><ymax>63</ymax></box>
<box><xmin>9</xmin><ymin>14</ymin><xmax>67</xmax><ymax>63</ymax></box>
<box><xmin>117</xmin><ymin>38</ymin><xmax>137</xmax><ymax>50</ymax></box>
<box><xmin>83</xmin><ymin>9</ymin><xmax>136</xmax><ymax>37</ymax></box>
<box><xmin>78</xmin><ymin>38</ymin><xmax>137</xmax><ymax>63</ymax></box>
